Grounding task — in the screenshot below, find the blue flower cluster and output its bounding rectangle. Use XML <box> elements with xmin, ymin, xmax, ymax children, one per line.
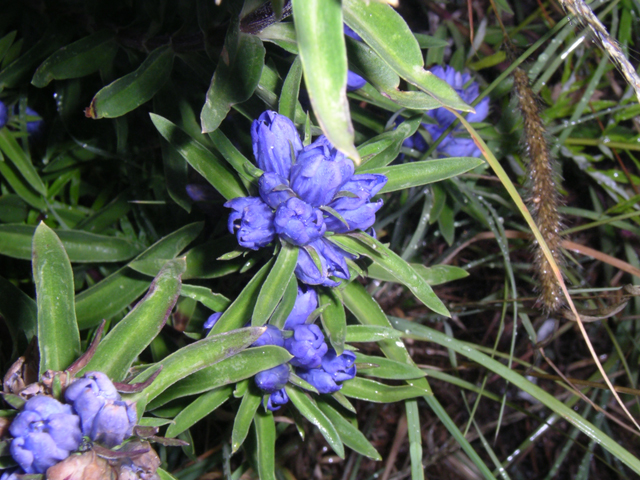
<box><xmin>402</xmin><ymin>65</ymin><xmax>489</xmax><ymax>158</ymax></box>
<box><xmin>0</xmin><ymin>101</ymin><xmax>43</xmax><ymax>134</ymax></box>
<box><xmin>209</xmin><ymin>284</ymin><xmax>356</xmax><ymax>410</ymax></box>
<box><xmin>226</xmin><ymin>111</ymin><xmax>387</xmax><ymax>287</ymax></box>
<box><xmin>7</xmin><ymin>372</ymin><xmax>136</xmax><ymax>475</ymax></box>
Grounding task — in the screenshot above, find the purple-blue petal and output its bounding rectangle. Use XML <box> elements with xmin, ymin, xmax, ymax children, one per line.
<box><xmin>251</xmin><ymin>110</ymin><xmax>303</xmax><ymax>179</ymax></box>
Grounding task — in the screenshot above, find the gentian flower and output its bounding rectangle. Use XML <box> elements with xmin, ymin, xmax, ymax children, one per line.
<box><xmin>65</xmin><ymin>372</ymin><xmax>136</xmax><ymax>448</ymax></box>
<box><xmin>252</xmin><ymin>110</ymin><xmax>303</xmax><ymax>179</ymax></box>
<box><xmin>9</xmin><ymin>396</ymin><xmax>82</xmax><ymax>474</ymax></box>
<box><xmin>297</xmin><ymin>350</ymin><xmax>357</xmax><ymax>394</ymax></box>
<box><xmin>0</xmin><ymin>101</ymin><xmax>7</xmax><ymax>130</ymax></box>
<box><xmin>289</xmin><ymin>137</ymin><xmax>355</xmax><ymax>208</ymax></box>
<box><xmin>226</xmin><ymin>111</ymin><xmax>387</xmax><ymax>286</ymax></box>
<box><xmin>12</xmin><ymin>106</ymin><xmax>43</xmax><ymax>135</ymax></box>
<box><xmin>89</xmin><ymin>400</ymin><xmax>137</xmax><ymax>448</ymax></box>
<box><xmin>274</xmin><ymin>198</ymin><xmax>326</xmax><ymax>246</ymax></box>
<box><xmin>283</xmin><ymin>285</ymin><xmax>318</xmax><ymax>330</ymax></box>
<box><xmin>204</xmin><ymin>312</ymin><xmax>223</xmax><ymax>331</ymax></box>
<box><xmin>344</xmin><ymin>25</ymin><xmax>367</xmax><ymax>91</ymax></box>
<box><xmin>284</xmin><ymin>324</ymin><xmax>328</xmax><ymax>368</ymax></box>
<box><xmin>402</xmin><ymin>65</ymin><xmax>489</xmax><ymax>158</ymax></box>
<box><xmin>266</xmin><ymin>388</ymin><xmax>289</xmax><ymax>411</ymax></box>
<box><xmin>295</xmin><ymin>239</ymin><xmax>351</xmax><ymax>288</ymax></box>
<box><xmin>254</xmin><ymin>363</ymin><xmax>289</xmax><ymax>393</ymax></box>
<box><xmin>252</xmin><ymin>324</ymin><xmax>284</xmax><ymax>348</ymax></box>
<box><xmin>225</xmin><ymin>197</ymin><xmax>276</xmax><ymax>250</ymax></box>
<box><xmin>321</xmin><ymin>349</ymin><xmax>357</xmax><ymax>382</ymax></box>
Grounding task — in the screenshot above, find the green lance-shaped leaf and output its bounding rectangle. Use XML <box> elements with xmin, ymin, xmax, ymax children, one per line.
<box><xmin>286</xmin><ymin>385</ymin><xmax>345</xmax><ymax>458</ymax></box>
<box><xmin>342</xmin><ymin>0</ymin><xmax>471</xmax><ymax>113</ymax></box>
<box><xmin>151</xmin><ymin>114</ymin><xmax>246</xmax><ymax>201</ymax></box>
<box><xmin>319</xmin><ymin>288</ymin><xmax>346</xmax><ymax>355</ymax></box>
<box><xmin>269</xmin><ymin>274</ymin><xmax>297</xmax><ymax>329</ymax></box>
<box><xmin>355</xmin><ymin>353</ymin><xmax>426</xmax><ymax>380</ymax></box>
<box><xmin>340</xmin><ymin>377</ymin><xmax>428</xmax><ymax>403</ymax></box>
<box><xmin>32</xmin><ymin>30</ymin><xmax>118</xmax><ymax>87</ymax></box>
<box><xmin>160</xmin><ymin>139</ymin><xmax>192</xmax><ymax>213</ymax></box>
<box><xmin>0</xmin><ymin>274</ymin><xmax>37</xmax><ymax>356</ymax></box>
<box><xmin>291</xmin><ymin>0</ymin><xmax>359</xmax><ymax>164</ymax></box>
<box><xmin>356</xmin><ymin>116</ymin><xmax>422</xmax><ymax>170</ymax></box>
<box><xmin>366</xmin><ymin>263</ymin><xmax>469</xmax><ymax>286</ymax></box>
<box><xmin>0</xmin><ymin>129</ymin><xmax>46</xmax><ymax>195</ymax></box>
<box><xmin>86</xmin><ymin>45</ymin><xmax>174</xmax><ymax>119</ymax></box>
<box><xmin>344</xmin><ymin>325</ymin><xmax>403</xmax><ymax>343</ymax></box>
<box><xmin>0</xmin><ymin>161</ymin><xmax>45</xmax><ymax>210</ymax></box>
<box><xmin>254</xmin><ymin>410</ymin><xmax>277</xmax><ymax>480</ymax></box>
<box><xmin>207</xmin><ymin>128</ymin><xmax>261</xmax><ymax>189</ymax></box>
<box><xmin>0</xmin><ymin>224</ymin><xmax>142</xmax><ymax>263</ymax></box>
<box><xmin>32</xmin><ymin>222</ymin><xmax>81</xmax><ymax>374</ymax></box>
<box><xmin>0</xmin><ymin>31</ymin><xmax>17</xmax><ymax>64</ymax></box>
<box><xmin>180</xmin><ymin>284</ymin><xmax>230</xmax><ymax>311</ymax></box>
<box><xmin>232</xmin><ymin>386</ymin><xmax>262</xmax><ymax>453</ymax></box>
<box><xmin>209</xmin><ymin>259</ymin><xmax>274</xmax><ymax>335</ymax></box>
<box><xmin>279</xmin><ymin>55</ymin><xmax>303</xmax><ymax>121</ymax></box>
<box><xmin>253</xmin><ymin>242</ymin><xmax>298</xmax><ymax>326</ymax></box>
<box><xmin>345</xmin><ymin>35</ymin><xmax>399</xmax><ymax>91</ymax></box>
<box><xmin>129</xmin><ymin>327</ymin><xmax>268</xmax><ymax>404</ymax></box>
<box><xmin>333</xmin><ymin>234</ymin><xmax>449</xmax><ymax>316</ymax></box>
<box><xmin>81</xmin><ymin>258</ymin><xmax>186</xmax><ymax>381</ymax></box>
<box><xmin>165</xmin><ymin>385</ymin><xmax>233</xmax><ymax>438</ymax></box>
<box><xmin>147</xmin><ymin>346</ymin><xmax>292</xmax><ymax>409</ymax></box>
<box><xmin>75</xmin><ymin>222</ymin><xmax>202</xmax><ymax>329</ymax></box>
<box><xmin>359</xmin><ymin>157</ymin><xmax>484</xmax><ymax>194</ymax></box>
<box><xmin>316</xmin><ymin>400</ymin><xmax>381</xmax><ymax>460</ymax></box>
<box><xmin>0</xmin><ymin>20</ymin><xmax>72</xmax><ymax>90</ymax></box>
<box><xmin>341</xmin><ymin>281</ymin><xmax>432</xmax><ymax>395</ymax></box>
<box><xmin>201</xmin><ymin>23</ymin><xmax>265</xmax><ymax>133</ymax></box>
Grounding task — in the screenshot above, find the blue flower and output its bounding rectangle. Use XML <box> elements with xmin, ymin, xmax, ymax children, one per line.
<box><xmin>226</xmin><ymin>111</ymin><xmax>387</xmax><ymax>286</ymax></box>
<box><xmin>324</xmin><ymin>174</ymin><xmax>388</xmax><ymax>233</ymax></box>
<box><xmin>297</xmin><ymin>350</ymin><xmax>357</xmax><ymax>394</ymax></box>
<box><xmin>9</xmin><ymin>396</ymin><xmax>82</xmax><ymax>474</ymax></box>
<box><xmin>252</xmin><ymin>324</ymin><xmax>284</xmax><ymax>348</ymax></box>
<box><xmin>274</xmin><ymin>197</ymin><xmax>326</xmax><ymax>246</ymax></box>
<box><xmin>89</xmin><ymin>400</ymin><xmax>137</xmax><ymax>448</ymax></box>
<box><xmin>65</xmin><ymin>372</ymin><xmax>136</xmax><ymax>448</ymax></box>
<box><xmin>295</xmin><ymin>239</ymin><xmax>352</xmax><ymax>288</ymax></box>
<box><xmin>283</xmin><ymin>285</ymin><xmax>318</xmax><ymax>330</ymax></box>
<box><xmin>12</xmin><ymin>106</ymin><xmax>43</xmax><ymax>136</ymax></box>
<box><xmin>266</xmin><ymin>388</ymin><xmax>289</xmax><ymax>411</ymax></box>
<box><xmin>290</xmin><ymin>137</ymin><xmax>355</xmax><ymax>208</ymax></box>
<box><xmin>296</xmin><ymin>368</ymin><xmax>341</xmax><ymax>394</ymax></box>
<box><xmin>258</xmin><ymin>172</ymin><xmax>295</xmax><ymax>209</ymax></box>
<box><xmin>0</xmin><ymin>101</ymin><xmax>7</xmax><ymax>130</ymax></box>
<box><xmin>225</xmin><ymin>197</ymin><xmax>276</xmax><ymax>250</ymax></box>
<box><xmin>344</xmin><ymin>25</ymin><xmax>366</xmax><ymax>91</ymax></box>
<box><xmin>284</xmin><ymin>324</ymin><xmax>328</xmax><ymax>368</ymax></box>
<box><xmin>204</xmin><ymin>312</ymin><xmax>222</xmax><ymax>331</ymax></box>
<box><xmin>402</xmin><ymin>65</ymin><xmax>489</xmax><ymax>158</ymax></box>
<box><xmin>321</xmin><ymin>349</ymin><xmax>357</xmax><ymax>382</ymax></box>
<box><xmin>252</xmin><ymin>110</ymin><xmax>303</xmax><ymax>179</ymax></box>
<box><xmin>255</xmin><ymin>363</ymin><xmax>290</xmax><ymax>393</ymax></box>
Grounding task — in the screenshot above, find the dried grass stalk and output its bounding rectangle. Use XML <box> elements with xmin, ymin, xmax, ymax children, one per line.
<box><xmin>512</xmin><ymin>66</ymin><xmax>564</xmax><ymax>313</ymax></box>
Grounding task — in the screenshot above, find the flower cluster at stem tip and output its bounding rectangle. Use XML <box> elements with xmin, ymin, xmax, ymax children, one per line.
<box><xmin>226</xmin><ymin>110</ymin><xmax>387</xmax><ymax>287</ymax></box>
<box><xmin>401</xmin><ymin>65</ymin><xmax>489</xmax><ymax>158</ymax></box>
<box><xmin>205</xmin><ymin>284</ymin><xmax>357</xmax><ymax>411</ymax></box>
<box><xmin>7</xmin><ymin>372</ymin><xmax>136</xmax><ymax>475</ymax></box>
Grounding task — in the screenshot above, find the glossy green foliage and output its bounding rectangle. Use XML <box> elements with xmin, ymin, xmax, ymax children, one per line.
<box><xmin>81</xmin><ymin>258</ymin><xmax>185</xmax><ymax>381</ymax></box>
<box><xmin>291</xmin><ymin>0</ymin><xmax>358</xmax><ymax>163</ymax></box>
<box><xmin>87</xmin><ymin>46</ymin><xmax>174</xmax><ymax>119</ymax></box>
<box><xmin>32</xmin><ymin>31</ymin><xmax>118</xmax><ymax>87</ymax></box>
<box><xmin>32</xmin><ymin>223</ymin><xmax>81</xmax><ymax>374</ymax></box>
<box><xmin>201</xmin><ymin>23</ymin><xmax>265</xmax><ymax>133</ymax></box>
